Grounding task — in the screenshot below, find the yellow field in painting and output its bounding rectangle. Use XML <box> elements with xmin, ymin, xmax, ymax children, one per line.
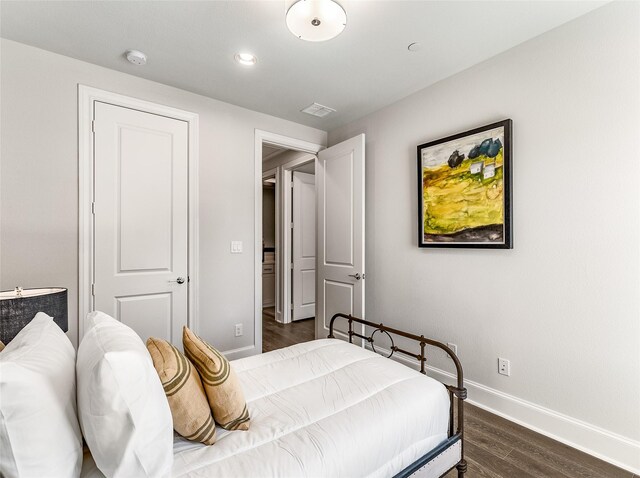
<box><xmin>423</xmin><ymin>150</ymin><xmax>504</xmax><ymax>235</ymax></box>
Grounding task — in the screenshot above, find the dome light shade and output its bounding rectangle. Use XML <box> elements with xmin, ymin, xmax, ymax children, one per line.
<box><xmin>286</xmin><ymin>0</ymin><xmax>347</xmax><ymax>42</ymax></box>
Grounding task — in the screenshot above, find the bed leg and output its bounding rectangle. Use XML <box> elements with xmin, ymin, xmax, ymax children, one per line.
<box><xmin>456</xmin><ymin>459</ymin><xmax>467</xmax><ymax>476</ymax></box>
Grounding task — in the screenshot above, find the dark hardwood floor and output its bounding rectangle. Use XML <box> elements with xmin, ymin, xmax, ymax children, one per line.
<box><xmin>444</xmin><ymin>404</ymin><xmax>632</xmax><ymax>478</ymax></box>
<box><xmin>262</xmin><ymin>310</ymin><xmax>315</xmax><ymax>353</ymax></box>
<box><xmin>261</xmin><ymin>311</ymin><xmax>632</xmax><ymax>478</ymax></box>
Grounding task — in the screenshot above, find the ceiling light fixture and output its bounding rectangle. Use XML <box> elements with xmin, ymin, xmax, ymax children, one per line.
<box><xmin>125</xmin><ymin>50</ymin><xmax>147</xmax><ymax>66</ymax></box>
<box><xmin>286</xmin><ymin>0</ymin><xmax>346</xmax><ymax>42</ymax></box>
<box><xmin>235</xmin><ymin>52</ymin><xmax>257</xmax><ymax>66</ymax></box>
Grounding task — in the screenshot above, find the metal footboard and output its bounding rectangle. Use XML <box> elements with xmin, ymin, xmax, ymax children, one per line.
<box><xmin>328</xmin><ymin>313</ymin><xmax>467</xmax><ymax>478</ymax></box>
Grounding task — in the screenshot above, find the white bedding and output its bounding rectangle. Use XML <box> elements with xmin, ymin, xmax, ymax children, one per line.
<box><xmin>83</xmin><ymin>339</ymin><xmax>450</xmax><ymax>478</ymax></box>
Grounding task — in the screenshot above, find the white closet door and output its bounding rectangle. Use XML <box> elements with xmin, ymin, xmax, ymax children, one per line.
<box><xmin>316</xmin><ymin>134</ymin><xmax>365</xmax><ymax>340</ymax></box>
<box><xmin>292</xmin><ymin>171</ymin><xmax>316</xmax><ymax>321</ymax></box>
<box><xmin>93</xmin><ymin>102</ymin><xmax>188</xmax><ymax>345</ymax></box>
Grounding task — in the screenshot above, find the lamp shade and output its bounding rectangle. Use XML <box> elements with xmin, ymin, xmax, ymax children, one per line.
<box><xmin>0</xmin><ymin>288</ymin><xmax>68</xmax><ymax>343</ymax></box>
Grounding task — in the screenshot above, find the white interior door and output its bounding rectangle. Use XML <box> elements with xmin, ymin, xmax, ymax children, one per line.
<box><xmin>93</xmin><ymin>102</ymin><xmax>188</xmax><ymax>345</ymax></box>
<box><xmin>316</xmin><ymin>134</ymin><xmax>365</xmax><ymax>340</ymax></box>
<box><xmin>292</xmin><ymin>171</ymin><xmax>316</xmax><ymax>321</ymax></box>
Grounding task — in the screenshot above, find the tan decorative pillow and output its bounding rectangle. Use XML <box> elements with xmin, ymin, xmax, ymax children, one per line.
<box><xmin>183</xmin><ymin>327</ymin><xmax>250</xmax><ymax>431</ymax></box>
<box><xmin>146</xmin><ymin>338</ymin><xmax>217</xmax><ymax>445</ymax></box>
<box><xmin>0</xmin><ymin>341</ymin><xmax>5</xmax><ymax>352</ymax></box>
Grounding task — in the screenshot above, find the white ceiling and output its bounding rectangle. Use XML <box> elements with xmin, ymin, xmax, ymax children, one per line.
<box><xmin>0</xmin><ymin>1</ymin><xmax>606</xmax><ymax>131</ymax></box>
<box><xmin>262</xmin><ymin>144</ymin><xmax>288</xmax><ymax>161</ymax></box>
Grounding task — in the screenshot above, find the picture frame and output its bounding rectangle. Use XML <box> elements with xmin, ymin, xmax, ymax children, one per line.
<box><xmin>417</xmin><ymin>119</ymin><xmax>512</xmax><ymax>248</ymax></box>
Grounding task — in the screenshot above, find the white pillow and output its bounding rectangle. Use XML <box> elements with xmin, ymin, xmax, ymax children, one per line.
<box><xmin>0</xmin><ymin>312</ymin><xmax>83</xmax><ymax>478</ymax></box>
<box><xmin>76</xmin><ymin>311</ymin><xmax>173</xmax><ymax>478</ymax></box>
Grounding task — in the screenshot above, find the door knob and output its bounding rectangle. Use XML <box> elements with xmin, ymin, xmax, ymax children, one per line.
<box><xmin>169</xmin><ymin>277</ymin><xmax>185</xmax><ymax>284</ymax></box>
<box><xmin>348</xmin><ymin>273</ymin><xmax>361</xmax><ymax>280</ymax></box>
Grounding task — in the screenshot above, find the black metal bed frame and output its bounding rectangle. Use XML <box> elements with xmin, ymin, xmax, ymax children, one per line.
<box><xmin>328</xmin><ymin>313</ymin><xmax>467</xmax><ymax>478</ymax></box>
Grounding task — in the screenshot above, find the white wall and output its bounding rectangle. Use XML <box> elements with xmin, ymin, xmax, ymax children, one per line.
<box><xmin>329</xmin><ymin>2</ymin><xmax>639</xmax><ymax>472</ymax></box>
<box><xmin>0</xmin><ymin>39</ymin><xmax>326</xmax><ymax>353</ymax></box>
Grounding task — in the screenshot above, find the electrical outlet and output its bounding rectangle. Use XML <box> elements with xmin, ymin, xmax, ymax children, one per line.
<box><xmin>498</xmin><ymin>358</ymin><xmax>511</xmax><ymax>376</ymax></box>
<box><xmin>446</xmin><ymin>343</ymin><xmax>458</xmax><ymax>357</ymax></box>
<box><xmin>234</xmin><ymin>323</ymin><xmax>243</xmax><ymax>337</ymax></box>
<box><xmin>230</xmin><ymin>241</ymin><xmax>243</xmax><ymax>254</ymax></box>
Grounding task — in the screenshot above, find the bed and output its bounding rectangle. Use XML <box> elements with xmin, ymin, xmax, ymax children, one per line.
<box><xmin>82</xmin><ymin>314</ymin><xmax>467</xmax><ymax>478</ymax></box>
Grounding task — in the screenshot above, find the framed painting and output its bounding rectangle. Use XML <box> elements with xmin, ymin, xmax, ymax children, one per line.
<box><xmin>417</xmin><ymin>119</ymin><xmax>512</xmax><ymax>248</ymax></box>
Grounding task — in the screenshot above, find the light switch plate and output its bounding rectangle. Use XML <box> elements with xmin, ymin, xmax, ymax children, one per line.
<box><xmin>231</xmin><ymin>241</ymin><xmax>243</xmax><ymax>254</ymax></box>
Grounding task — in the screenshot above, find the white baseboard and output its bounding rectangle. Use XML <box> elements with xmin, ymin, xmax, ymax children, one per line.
<box><xmin>427</xmin><ymin>365</ymin><xmax>640</xmax><ymax>475</ymax></box>
<box><xmin>222</xmin><ymin>344</ymin><xmax>257</xmax><ymax>360</ymax></box>
<box><xmin>364</xmin><ymin>343</ymin><xmax>640</xmax><ymax>474</ymax></box>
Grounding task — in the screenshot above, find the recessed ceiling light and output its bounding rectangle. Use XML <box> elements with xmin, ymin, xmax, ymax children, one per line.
<box><xmin>125</xmin><ymin>50</ymin><xmax>147</xmax><ymax>66</ymax></box>
<box><xmin>235</xmin><ymin>52</ymin><xmax>257</xmax><ymax>66</ymax></box>
<box><xmin>286</xmin><ymin>0</ymin><xmax>347</xmax><ymax>42</ymax></box>
<box><xmin>407</xmin><ymin>42</ymin><xmax>421</xmax><ymax>52</ymax></box>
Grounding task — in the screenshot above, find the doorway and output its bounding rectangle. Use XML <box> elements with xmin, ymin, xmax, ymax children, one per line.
<box><xmin>255</xmin><ymin>130</ymin><xmax>366</xmax><ymax>355</ymax></box>
<box><xmin>260</xmin><ymin>145</ymin><xmax>317</xmax><ymax>352</ymax></box>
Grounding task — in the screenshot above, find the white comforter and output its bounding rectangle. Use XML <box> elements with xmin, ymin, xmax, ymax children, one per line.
<box><xmin>83</xmin><ymin>339</ymin><xmax>450</xmax><ymax>478</ymax></box>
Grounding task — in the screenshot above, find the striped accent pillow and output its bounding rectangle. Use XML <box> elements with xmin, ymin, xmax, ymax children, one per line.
<box><xmin>146</xmin><ymin>338</ymin><xmax>217</xmax><ymax>445</ymax></box>
<box><xmin>183</xmin><ymin>327</ymin><xmax>250</xmax><ymax>431</ymax></box>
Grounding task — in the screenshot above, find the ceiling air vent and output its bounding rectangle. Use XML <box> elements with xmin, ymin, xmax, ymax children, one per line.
<box><xmin>301</xmin><ymin>102</ymin><xmax>336</xmax><ymax>118</ymax></box>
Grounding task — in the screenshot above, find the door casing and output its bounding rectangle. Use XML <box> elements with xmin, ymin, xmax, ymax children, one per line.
<box><xmin>78</xmin><ymin>85</ymin><xmax>199</xmax><ymax>343</ymax></box>
<box><xmin>262</xmin><ymin>167</ymin><xmax>279</xmax><ymax>313</ymax></box>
